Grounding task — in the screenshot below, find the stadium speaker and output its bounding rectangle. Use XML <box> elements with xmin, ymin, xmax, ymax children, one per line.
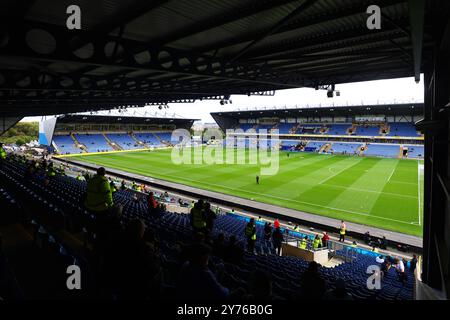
<box><xmin>335</xmin><ymin>91</ymin><xmax>340</xmax><ymax>96</ymax></box>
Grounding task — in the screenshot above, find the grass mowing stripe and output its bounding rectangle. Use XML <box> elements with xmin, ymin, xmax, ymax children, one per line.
<box><xmin>67</xmin><ymin>150</ymin><xmax>422</xmax><ymax>236</ymax></box>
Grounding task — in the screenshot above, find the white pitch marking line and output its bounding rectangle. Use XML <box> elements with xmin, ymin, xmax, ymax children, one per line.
<box><xmin>119</xmin><ymin>168</ymin><xmax>416</xmax><ymax>226</ymax></box>
<box><xmin>318</xmin><ymin>160</ymin><xmax>360</xmax><ymax>185</ymax></box>
<box><xmin>387</xmin><ymin>167</ymin><xmax>395</xmax><ymax>182</ymax></box>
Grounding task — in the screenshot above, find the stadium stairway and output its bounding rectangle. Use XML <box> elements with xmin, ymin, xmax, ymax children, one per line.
<box><xmin>130</xmin><ymin>132</ymin><xmax>146</xmax><ymax>148</ymax></box>
<box><xmin>319</xmin><ymin>126</ymin><xmax>329</xmax><ymax>134</ymax></box>
<box><xmin>380</xmin><ymin>123</ymin><xmax>390</xmax><ymax>135</ymax></box>
<box><xmin>152</xmin><ymin>132</ymin><xmax>168</xmax><ymax>146</ymax></box>
<box><xmin>348</xmin><ymin>124</ymin><xmax>357</xmax><ymax>135</ymax></box>
<box><xmin>102</xmin><ymin>133</ymin><xmax>122</xmax><ymax>151</ymax></box>
<box><xmin>319</xmin><ymin>143</ymin><xmax>332</xmax><ymax>153</ymax></box>
<box><xmin>70</xmin><ymin>134</ymin><xmax>86</xmax><ymax>153</ymax></box>
<box><xmin>289</xmin><ymin>124</ymin><xmax>300</xmax><ymax>134</ymax></box>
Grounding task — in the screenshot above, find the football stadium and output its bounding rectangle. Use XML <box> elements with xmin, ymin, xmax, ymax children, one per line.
<box><xmin>0</xmin><ymin>0</ymin><xmax>449</xmax><ymax>306</ymax></box>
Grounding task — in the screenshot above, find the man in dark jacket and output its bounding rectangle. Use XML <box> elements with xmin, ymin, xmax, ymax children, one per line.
<box><xmin>272</xmin><ymin>227</ymin><xmax>284</xmax><ymax>255</ymax></box>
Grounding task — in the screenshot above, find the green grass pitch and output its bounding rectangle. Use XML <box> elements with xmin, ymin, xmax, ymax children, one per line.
<box><xmin>68</xmin><ymin>149</ymin><xmax>424</xmax><ymax>236</ymax></box>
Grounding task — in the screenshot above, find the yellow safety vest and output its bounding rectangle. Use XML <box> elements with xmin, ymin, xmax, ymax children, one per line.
<box><xmin>191</xmin><ymin>208</ymin><xmax>206</xmax><ymax>229</ymax></box>
<box><xmin>0</xmin><ymin>147</ymin><xmax>6</xmax><ymax>159</ymax></box>
<box><xmin>313</xmin><ymin>238</ymin><xmax>320</xmax><ymax>249</ymax></box>
<box><xmin>84</xmin><ymin>175</ymin><xmax>113</xmax><ymax>212</ymax></box>
<box><xmin>340</xmin><ymin>226</ymin><xmax>346</xmax><ymax>235</ymax></box>
<box><xmin>299</xmin><ymin>239</ymin><xmax>307</xmax><ymax>249</ymax></box>
<box><xmin>245</xmin><ymin>224</ymin><xmax>256</xmax><ymax>240</ymax></box>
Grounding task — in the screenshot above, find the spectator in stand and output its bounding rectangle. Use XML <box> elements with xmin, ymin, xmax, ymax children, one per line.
<box><xmin>112</xmin><ymin>219</ymin><xmax>161</xmax><ymax>299</ymax></box>
<box><xmin>274</xmin><ymin>219</ymin><xmax>280</xmax><ymax>229</ymax></box>
<box><xmin>323</xmin><ymin>279</ymin><xmax>353</xmax><ymax>300</ymax></box>
<box><xmin>272</xmin><ymin>226</ymin><xmax>284</xmax><ymax>255</ymax></box>
<box><xmin>223</xmin><ymin>235</ymin><xmax>243</xmax><ymax>265</ymax></box>
<box><xmin>190</xmin><ymin>200</ymin><xmax>207</xmax><ymax>238</ymax></box>
<box><xmin>83</xmin><ymin>167</ymin><xmax>114</xmax><ymax>253</ymax></box>
<box><xmin>0</xmin><ymin>143</ymin><xmax>6</xmax><ymax>162</ymax></box>
<box><xmin>296</xmin><ymin>261</ymin><xmax>326</xmax><ymax>300</ymax></box>
<box><xmin>109</xmin><ymin>179</ymin><xmax>117</xmax><ymax>193</ymax></box>
<box><xmin>204</xmin><ymin>202</ymin><xmax>217</xmax><ymax>235</ymax></box>
<box><xmin>243</xmin><ymin>269</ymin><xmax>281</xmax><ymax>301</ymax></box>
<box><xmin>394</xmin><ymin>258</ymin><xmax>407</xmax><ymax>284</ymax></box>
<box><xmin>376</xmin><ymin>255</ymin><xmax>385</xmax><ymax>264</ymax></box>
<box><xmin>245</xmin><ymin>218</ymin><xmax>257</xmax><ymax>253</ymax></box>
<box><xmin>120</xmin><ymin>179</ymin><xmax>126</xmax><ymax>190</ymax></box>
<box><xmin>212</xmin><ymin>233</ymin><xmax>226</xmax><ymax>259</ymax></box>
<box><xmin>147</xmin><ymin>192</ymin><xmax>159</xmax><ymax>217</ymax></box>
<box><xmin>177</xmin><ymin>243</ymin><xmax>230</xmax><ymax>301</ymax></box>
<box><xmin>380</xmin><ymin>236</ymin><xmax>388</xmax><ymax>249</ymax></box>
<box><xmin>322</xmin><ymin>232</ymin><xmax>329</xmax><ymax>248</ymax></box>
<box><xmin>264</xmin><ymin>222</ymin><xmax>272</xmax><ymax>241</ymax></box>
<box><xmin>380</xmin><ymin>259</ymin><xmax>391</xmax><ymax>279</ymax></box>
<box><xmin>364</xmin><ymin>231</ymin><xmax>372</xmax><ymax>245</ymax></box>
<box><xmin>410</xmin><ymin>254</ymin><xmax>418</xmax><ymax>273</ymax></box>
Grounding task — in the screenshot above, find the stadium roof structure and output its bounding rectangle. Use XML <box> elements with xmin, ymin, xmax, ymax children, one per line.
<box><xmin>211</xmin><ymin>102</ymin><xmax>424</xmax><ymax>119</ymax></box>
<box><xmin>0</xmin><ymin>0</ymin><xmax>433</xmax><ymax>119</ymax></box>
<box><xmin>55</xmin><ymin>114</ymin><xmax>198</xmax><ymax>125</ymax></box>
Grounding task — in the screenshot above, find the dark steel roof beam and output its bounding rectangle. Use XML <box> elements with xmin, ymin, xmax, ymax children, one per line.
<box><xmin>196</xmin><ymin>0</ymin><xmax>406</xmax><ymax>54</ymax></box>
<box><xmin>71</xmin><ymin>0</ymin><xmax>170</xmax><ymax>50</ymax></box>
<box><xmin>230</xmin><ymin>0</ymin><xmax>317</xmax><ymax>62</ymax></box>
<box><xmin>408</xmin><ymin>0</ymin><xmax>425</xmax><ymax>82</ymax></box>
<box><xmin>148</xmin><ymin>0</ymin><xmax>299</xmax><ymax>46</ymax></box>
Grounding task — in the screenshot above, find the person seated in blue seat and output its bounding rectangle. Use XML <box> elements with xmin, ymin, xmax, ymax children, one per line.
<box><xmin>243</xmin><ymin>269</ymin><xmax>283</xmax><ymax>301</ymax></box>
<box><xmin>223</xmin><ymin>235</ymin><xmax>243</xmax><ymax>265</ymax></box>
<box><xmin>323</xmin><ymin>278</ymin><xmax>353</xmax><ymax>300</ymax></box>
<box><xmin>295</xmin><ymin>261</ymin><xmax>326</xmax><ymax>300</ymax></box>
<box><xmin>177</xmin><ymin>243</ymin><xmax>230</xmax><ymax>301</ymax></box>
<box><xmin>212</xmin><ymin>233</ymin><xmax>226</xmax><ymax>260</ymax></box>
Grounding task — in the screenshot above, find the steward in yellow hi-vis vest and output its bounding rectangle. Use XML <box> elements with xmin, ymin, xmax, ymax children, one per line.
<box><xmin>245</xmin><ymin>218</ymin><xmax>257</xmax><ymax>253</ymax></box>
<box><xmin>339</xmin><ymin>220</ymin><xmax>346</xmax><ymax>242</ymax></box>
<box><xmin>0</xmin><ymin>143</ymin><xmax>6</xmax><ymax>161</ymax></box>
<box><xmin>84</xmin><ymin>167</ymin><xmax>113</xmax><ymax>212</ymax></box>
<box><xmin>299</xmin><ymin>236</ymin><xmax>308</xmax><ymax>250</ymax></box>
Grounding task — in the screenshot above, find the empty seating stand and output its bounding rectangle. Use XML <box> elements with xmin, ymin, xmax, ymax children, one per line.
<box><xmin>107</xmin><ymin>133</ymin><xmax>141</xmax><ymax>150</ymax></box>
<box><xmin>75</xmin><ymin>134</ymin><xmax>113</xmax><ymax>153</ymax></box>
<box><xmin>356</xmin><ymin>125</ymin><xmax>381</xmax><ymax>136</ymax></box>
<box><xmin>53</xmin><ymin>135</ymin><xmax>82</xmax><ymax>154</ymax></box>
<box><xmin>405</xmin><ymin>145</ymin><xmax>424</xmax><ymax>158</ymax></box>
<box><xmin>330</xmin><ymin>143</ymin><xmax>361</xmax><ymax>154</ymax></box>
<box><xmin>326</xmin><ymin>124</ymin><xmax>351</xmax><ymax>135</ymax></box>
<box><xmin>135</xmin><ymin>133</ymin><xmax>164</xmax><ymax>146</ymax></box>
<box><xmin>387</xmin><ymin>123</ymin><xmax>420</xmax><ymax>137</ymax></box>
<box><xmin>304</xmin><ymin>141</ymin><xmax>324</xmax><ymax>152</ymax></box>
<box><xmin>364</xmin><ymin>144</ymin><xmax>400</xmax><ymax>157</ymax></box>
